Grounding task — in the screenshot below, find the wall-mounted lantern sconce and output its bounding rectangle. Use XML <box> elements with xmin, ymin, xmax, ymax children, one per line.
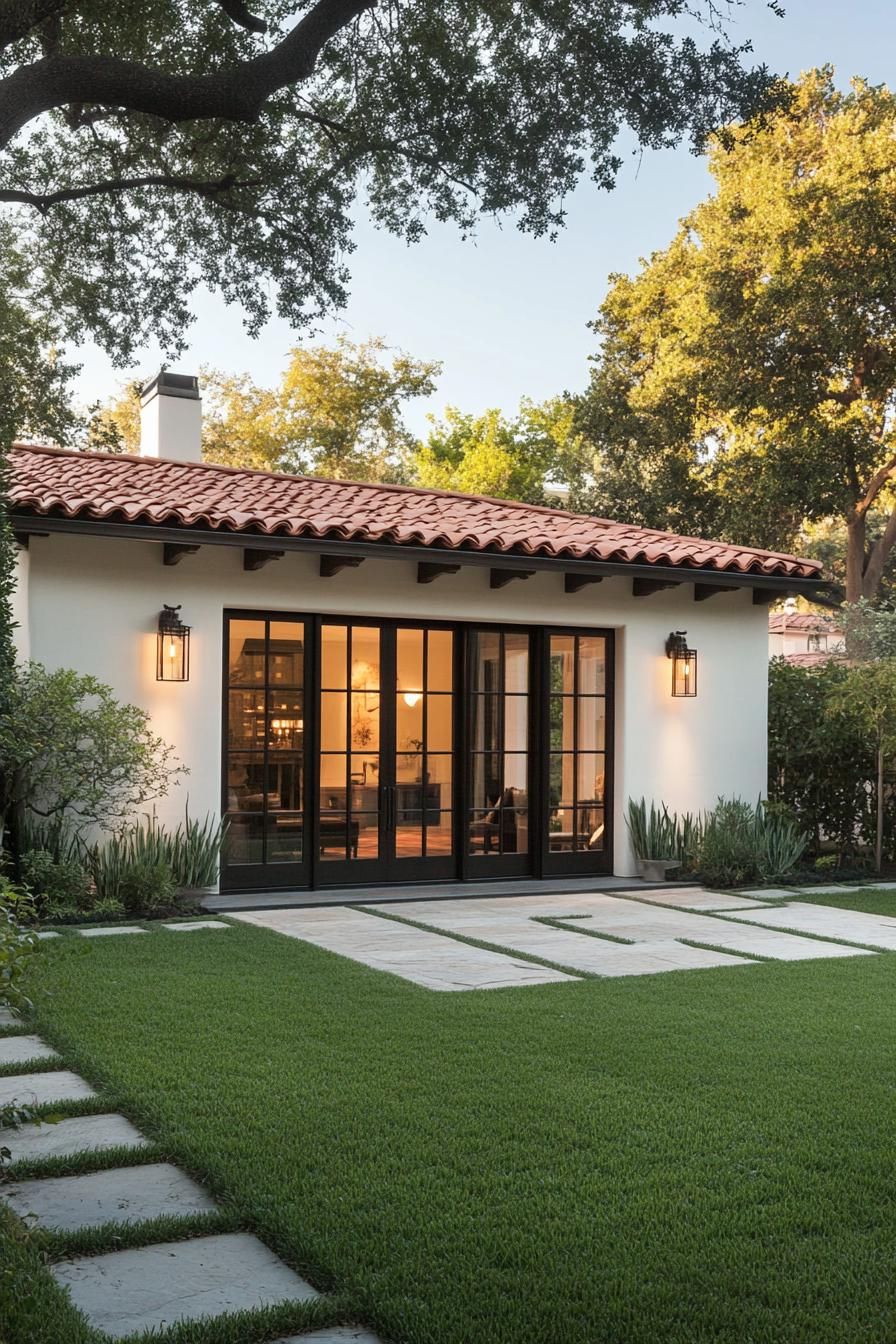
<box><xmin>665</xmin><ymin>630</ymin><xmax>697</xmax><ymax>697</ymax></box>
<box><xmin>157</xmin><ymin>604</ymin><xmax>191</xmax><ymax>681</ymax></box>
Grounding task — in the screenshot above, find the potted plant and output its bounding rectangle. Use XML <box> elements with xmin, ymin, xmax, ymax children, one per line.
<box><xmin>626</xmin><ymin>797</ymin><xmax>686</xmax><ymax>882</ymax></box>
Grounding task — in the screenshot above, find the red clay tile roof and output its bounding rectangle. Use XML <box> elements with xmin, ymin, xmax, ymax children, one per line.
<box><xmin>769</xmin><ymin>612</ymin><xmax>839</xmax><ymax>633</ymax></box>
<box><xmin>10</xmin><ymin>444</ymin><xmax>823</xmax><ymax>580</ymax></box>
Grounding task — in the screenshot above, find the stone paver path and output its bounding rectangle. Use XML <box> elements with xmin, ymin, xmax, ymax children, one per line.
<box><xmin>634</xmin><ymin>888</ymin><xmax>765</xmax><ymax>911</ymax></box>
<box><xmin>161</xmin><ymin>920</ymin><xmax>231</xmax><ymax>931</ymax></box>
<box><xmin>1</xmin><ymin>1112</ymin><xmax>149</xmax><ymax>1164</ymax></box>
<box><xmin>0</xmin><ymin>1006</ymin><xmax>20</xmax><ymax>1026</ymax></box>
<box><xmin>389</xmin><ymin>893</ymin><xmax>868</xmax><ymax>970</ymax></box>
<box><xmin>229</xmin><ymin>891</ymin><xmax>877</xmax><ymax>990</ymax></box>
<box><xmin>231</xmin><ymin>907</ymin><xmax>578</xmax><ymax>990</ymax></box>
<box><xmin>0</xmin><ymin>1034</ymin><xmax>60</xmax><ymax>1065</ymax></box>
<box><xmin>276</xmin><ymin>1330</ymin><xmax>384</xmax><ymax>1343</ymax></box>
<box><xmin>51</xmin><ymin>1232</ymin><xmax>319</xmax><ymax>1340</ymax></box>
<box><xmin>3</xmin><ymin>1162</ymin><xmax>217</xmax><ymax>1232</ymax></box>
<box><xmin>0</xmin><ymin>1069</ymin><xmax>97</xmax><ymax>1107</ymax></box>
<box><xmin>78</xmin><ymin>925</ymin><xmax>146</xmax><ymax>937</ymax></box>
<box><xmin>729</xmin><ymin>900</ymin><xmax>896</xmax><ymax>950</ymax></box>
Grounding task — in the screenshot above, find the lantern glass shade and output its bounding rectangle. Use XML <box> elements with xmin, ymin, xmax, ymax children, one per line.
<box><xmin>671</xmin><ymin>647</ymin><xmax>697</xmax><ymax>697</ymax></box>
<box><xmin>157</xmin><ymin>606</ymin><xmax>191</xmax><ymax>682</ymax></box>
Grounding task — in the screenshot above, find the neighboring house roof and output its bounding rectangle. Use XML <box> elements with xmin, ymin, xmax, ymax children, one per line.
<box><xmin>782</xmin><ymin>651</ymin><xmax>845</xmax><ymax>668</ymax></box>
<box><xmin>768</xmin><ymin>612</ymin><xmax>841</xmax><ymax>634</ymax></box>
<box><xmin>9</xmin><ymin>444</ymin><xmax>824</xmax><ymax>580</ymax></box>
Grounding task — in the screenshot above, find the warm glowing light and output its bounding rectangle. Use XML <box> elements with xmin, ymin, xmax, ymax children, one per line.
<box><xmin>157</xmin><ymin>605</ymin><xmax>190</xmax><ymax>682</ymax></box>
<box><xmin>403</xmin><ymin>691</ymin><xmax>422</xmax><ymax>707</ymax></box>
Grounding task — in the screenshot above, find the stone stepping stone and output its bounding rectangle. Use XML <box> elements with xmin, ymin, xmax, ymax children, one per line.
<box><xmin>737</xmin><ymin>888</ymin><xmax>798</xmax><ymax>900</ymax></box>
<box><xmin>2</xmin><ymin>1161</ymin><xmax>216</xmax><ymax>1232</ymax></box>
<box><xmin>0</xmin><ymin>1034</ymin><xmax>60</xmax><ymax>1065</ymax></box>
<box><xmin>37</xmin><ymin>931</ymin><xmax>61</xmax><ymax>939</ymax></box>
<box><xmin>0</xmin><ymin>1069</ymin><xmax>96</xmax><ymax>1108</ymax></box>
<box><xmin>1</xmin><ymin>1112</ymin><xmax>149</xmax><ymax>1165</ymax></box>
<box><xmin>78</xmin><ymin>926</ymin><xmax>146</xmax><ymax>937</ymax></box>
<box><xmin>51</xmin><ymin>1231</ymin><xmax>319</xmax><ymax>1339</ymax></box>
<box><xmin>853</xmin><ymin>880</ymin><xmax>896</xmax><ymax>890</ymax></box>
<box><xmin>0</xmin><ymin>1006</ymin><xmax>22</xmax><ymax>1027</ymax></box>
<box><xmin>275</xmin><ymin>1330</ymin><xmax>384</xmax><ymax>1343</ymax></box>
<box><xmin>636</xmin><ymin>889</ymin><xmax>764</xmax><ymax>911</ymax></box>
<box><xmin>729</xmin><ymin>901</ymin><xmax>896</xmax><ymax>950</ymax></box>
<box><xmin>161</xmin><ymin>920</ymin><xmax>230</xmax><ymax>931</ymax></box>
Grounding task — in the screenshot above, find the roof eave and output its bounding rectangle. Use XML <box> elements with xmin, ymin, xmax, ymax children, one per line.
<box><xmin>10</xmin><ymin>510</ymin><xmax>828</xmax><ymax>597</ymax></box>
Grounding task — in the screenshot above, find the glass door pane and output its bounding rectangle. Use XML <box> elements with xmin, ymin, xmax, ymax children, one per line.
<box><xmin>393</xmin><ymin>626</ymin><xmax>455</xmax><ymax>870</ymax></box>
<box><xmin>319</xmin><ymin>623</ymin><xmax>381</xmax><ymax>866</ymax></box>
<box><xmin>467</xmin><ymin>630</ymin><xmax>531</xmax><ymax>873</ymax></box>
<box><xmin>222</xmin><ymin>615</ymin><xmax>307</xmax><ymax>889</ymax></box>
<box><xmin>545</xmin><ymin>632</ymin><xmax>610</xmax><ymax>872</ymax></box>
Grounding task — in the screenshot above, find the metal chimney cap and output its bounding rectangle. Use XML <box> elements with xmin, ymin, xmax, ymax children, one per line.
<box><xmin>140</xmin><ymin>369</ymin><xmax>200</xmax><ymax>404</ymax></box>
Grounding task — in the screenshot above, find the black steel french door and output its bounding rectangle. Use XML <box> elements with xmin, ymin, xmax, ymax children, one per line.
<box><xmin>315</xmin><ymin>620</ymin><xmax>457</xmax><ymax>886</ymax></box>
<box><xmin>222</xmin><ymin>612</ymin><xmax>612</xmax><ymax>892</ymax></box>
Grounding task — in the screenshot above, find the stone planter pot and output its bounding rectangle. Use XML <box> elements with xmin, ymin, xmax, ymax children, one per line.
<box><xmin>637</xmin><ymin>858</ymin><xmax>681</xmax><ymax>883</ymax></box>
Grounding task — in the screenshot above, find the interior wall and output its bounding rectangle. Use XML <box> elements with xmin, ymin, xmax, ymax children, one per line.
<box><xmin>23</xmin><ymin>532</ymin><xmax>770</xmax><ymax>879</ymax></box>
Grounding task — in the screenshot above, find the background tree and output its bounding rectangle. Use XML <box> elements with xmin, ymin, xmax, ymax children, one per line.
<box><xmin>413</xmin><ymin>398</ymin><xmax>585</xmax><ymax>505</ymax></box>
<box><xmin>86</xmin><ymin>380</ymin><xmax>142</xmax><ymax>454</ymax></box>
<box><xmin>578</xmin><ymin>69</ymin><xmax>896</xmax><ymax>601</ymax></box>
<box><xmin>202</xmin><ymin>336</ymin><xmax>439</xmax><ymax>480</ymax></box>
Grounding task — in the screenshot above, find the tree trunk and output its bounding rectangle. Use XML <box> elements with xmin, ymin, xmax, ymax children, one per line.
<box><xmin>862</xmin><ymin>502</ymin><xmax>896</xmax><ymax>601</ymax></box>
<box><xmin>876</xmin><ymin>739</ymin><xmax>884</xmax><ymax>874</ymax></box>
<box><xmin>846</xmin><ymin>512</ymin><xmax>867</xmax><ymax>605</ymax></box>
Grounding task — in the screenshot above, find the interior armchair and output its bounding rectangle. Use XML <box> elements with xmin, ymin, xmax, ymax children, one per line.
<box><xmin>469</xmin><ymin>787</ymin><xmax>524</xmax><ymax>854</ymax></box>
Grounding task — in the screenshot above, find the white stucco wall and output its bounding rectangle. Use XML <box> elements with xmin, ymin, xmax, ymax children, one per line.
<box><xmin>11</xmin><ymin>544</ymin><xmax>29</xmax><ymax>661</ymax></box>
<box><xmin>22</xmin><ymin>532</ymin><xmax>770</xmax><ymax>879</ymax></box>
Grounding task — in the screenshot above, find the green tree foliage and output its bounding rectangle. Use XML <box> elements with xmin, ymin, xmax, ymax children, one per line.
<box><xmin>202</xmin><ymin>336</ymin><xmax>439</xmax><ymax>481</ymax></box>
<box><xmin>768</xmin><ymin>658</ymin><xmax>875</xmax><ymax>860</ymax></box>
<box><xmin>579</xmin><ymin>69</ymin><xmax>896</xmax><ymax>599</ymax></box>
<box><xmin>413</xmin><ymin>398</ymin><xmax>585</xmax><ymax>505</ymax></box>
<box><xmin>0</xmin><ymin>3</ymin><xmax>781</xmax><ymax>370</ymax></box>
<box><xmin>0</xmin><ymin>664</ymin><xmax>184</xmax><ymax>854</ymax></box>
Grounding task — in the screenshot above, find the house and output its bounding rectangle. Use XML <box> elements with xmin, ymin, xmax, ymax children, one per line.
<box><xmin>768</xmin><ymin>602</ymin><xmax>844</xmax><ymax>667</ymax></box>
<box><xmin>9</xmin><ymin>371</ymin><xmax>826</xmax><ymax>896</ymax></box>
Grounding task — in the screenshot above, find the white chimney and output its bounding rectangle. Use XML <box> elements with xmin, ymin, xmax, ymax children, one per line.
<box><xmin>139</xmin><ymin>370</ymin><xmax>202</xmax><ymax>463</ymax></box>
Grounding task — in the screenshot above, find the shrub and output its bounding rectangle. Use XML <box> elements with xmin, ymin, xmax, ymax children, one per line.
<box><xmin>0</xmin><ymin>878</ymin><xmax>40</xmax><ymax>1013</ymax></box>
<box><xmin>695</xmin><ymin>797</ymin><xmax>807</xmax><ymax>888</ymax></box>
<box><xmin>116</xmin><ymin>860</ymin><xmax>176</xmax><ymax>918</ymax></box>
<box><xmin>0</xmin><ymin>663</ymin><xmax>184</xmax><ymax>856</ymax></box>
<box><xmin>20</xmin><ymin>849</ymin><xmax>92</xmax><ymax>913</ymax></box>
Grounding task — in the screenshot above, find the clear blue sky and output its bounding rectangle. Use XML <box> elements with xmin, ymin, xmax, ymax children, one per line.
<box><xmin>73</xmin><ymin>1</ymin><xmax>896</xmax><ymax>437</ymax></box>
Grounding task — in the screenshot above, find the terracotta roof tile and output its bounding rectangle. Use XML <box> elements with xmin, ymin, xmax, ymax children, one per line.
<box><xmin>768</xmin><ymin>612</ymin><xmax>839</xmax><ymax>632</ymax></box>
<box><xmin>10</xmin><ymin>444</ymin><xmax>824</xmax><ymax>580</ymax></box>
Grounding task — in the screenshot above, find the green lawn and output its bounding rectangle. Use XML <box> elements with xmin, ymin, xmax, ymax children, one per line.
<box><xmin>5</xmin><ymin>908</ymin><xmax>896</xmax><ymax>1344</ymax></box>
<box><xmin>790</xmin><ymin>886</ymin><xmax>896</xmax><ymax>916</ymax></box>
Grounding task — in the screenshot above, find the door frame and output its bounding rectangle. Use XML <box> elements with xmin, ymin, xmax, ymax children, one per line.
<box><xmin>220</xmin><ymin>610</ymin><xmax>615</xmax><ymax>893</ymax></box>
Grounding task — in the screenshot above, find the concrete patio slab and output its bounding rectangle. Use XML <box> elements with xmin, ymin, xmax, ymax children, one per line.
<box><xmin>275</xmin><ymin>1330</ymin><xmax>384</xmax><ymax>1343</ymax></box>
<box><xmin>51</xmin><ymin>1231</ymin><xmax>319</xmax><ymax>1339</ymax></box>
<box><xmin>788</xmin><ymin>884</ymin><xmax>849</xmax><ymax>895</ymax></box>
<box><xmin>2</xmin><ymin>1161</ymin><xmax>216</xmax><ymax>1232</ymax></box>
<box><xmin>0</xmin><ymin>1069</ymin><xmax>97</xmax><ymax>1107</ymax></box>
<box><xmin>1</xmin><ymin>1112</ymin><xmax>149</xmax><ymax>1165</ymax></box>
<box><xmin>231</xmin><ymin>907</ymin><xmax>578</xmax><ymax>991</ymax></box>
<box><xmin>161</xmin><ymin>920</ymin><xmax>230</xmax><ymax>931</ymax></box>
<box><xmin>729</xmin><ymin>901</ymin><xmax>896</xmax><ymax>950</ymax></box>
<box><xmin>0</xmin><ymin>1034</ymin><xmax>60</xmax><ymax>1065</ymax></box>
<box><xmin>77</xmin><ymin>926</ymin><xmax>146</xmax><ymax>937</ymax></box>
